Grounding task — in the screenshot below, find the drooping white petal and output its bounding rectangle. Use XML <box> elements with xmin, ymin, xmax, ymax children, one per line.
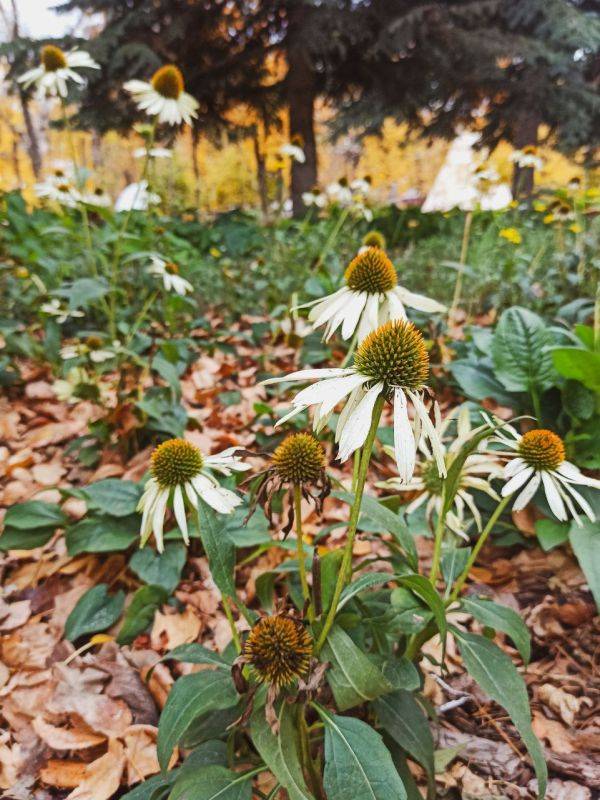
<box><xmin>292</xmin><ymin>373</ymin><xmax>365</xmax><ymax>411</ymax></box>
<box><xmin>310</xmin><ymin>289</ymin><xmax>352</xmax><ymax>329</ymax></box>
<box><xmin>193</xmin><ymin>475</ymin><xmax>241</xmax><ymax>514</ymax></box>
<box><xmin>337</xmin><ymin>382</ymin><xmax>384</xmax><ymax>462</ymax></box>
<box><xmin>386</xmin><ymin>289</ymin><xmax>408</xmax><ymax>321</ymax></box>
<box><xmin>502</xmin><ymin>466</ymin><xmax>534</xmax><ymax>497</ymax></box>
<box><xmin>556</xmin><ymin>461</ymin><xmax>600</xmax><ymax>489</ymax></box>
<box><xmin>184</xmin><ymin>482</ymin><xmax>198</xmax><ymax>508</ymax></box>
<box><xmin>274</xmin><ymin>404</ymin><xmax>307</xmax><ymax>428</ymax></box>
<box><xmin>405</xmin><ymin>491</ymin><xmax>429</xmax><ymax>514</ymax></box>
<box><xmin>341</xmin><ymin>292</ymin><xmax>368</xmax><ymax>340</ymax></box>
<box><xmin>334</xmin><ymin>386</ymin><xmax>365</xmax><ymax>443</ymax></box>
<box><xmin>261</xmin><ymin>368</ymin><xmax>354</xmax><ymax>386</ymax></box>
<box><xmin>512</xmin><ymin>471</ymin><xmax>541</xmax><ymax>511</ymax></box>
<box><xmin>557</xmin><ymin>477</ymin><xmax>596</xmax><ymax>522</ymax></box>
<box><xmin>393</xmin><ymin>388</ymin><xmax>416</xmax><ymax>483</ymax></box>
<box><xmin>395</xmin><ymin>286</ymin><xmax>446</xmax><ymax>313</ymax></box>
<box><xmin>409</xmin><ymin>391</ymin><xmax>446</xmax><ymax>478</ymax></box>
<box><xmin>504</xmin><ymin>457</ymin><xmax>527</xmax><ymax>479</ymax></box>
<box><xmin>541</xmin><ymin>472</ymin><xmax>567</xmax><ymax>521</ymax></box>
<box><xmin>151</xmin><ymin>489</ymin><xmax>170</xmax><ymax>553</ymax></box>
<box><xmin>459</xmin><ymin>489</ymin><xmax>482</xmax><ymax>530</ymax></box>
<box><xmin>172</xmin><ymin>485</ymin><xmax>189</xmax><ymax>544</ymax></box>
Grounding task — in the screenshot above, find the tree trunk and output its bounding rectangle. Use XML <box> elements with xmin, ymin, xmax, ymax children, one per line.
<box><xmin>286</xmin><ymin>7</ymin><xmax>317</xmax><ymax>218</ymax></box>
<box><xmin>252</xmin><ymin>127</ymin><xmax>269</xmax><ymax>220</ymax></box>
<box><xmin>511</xmin><ymin>107</ymin><xmax>540</xmax><ymax>198</ymax></box>
<box><xmin>19</xmin><ymin>92</ymin><xmax>42</xmax><ymax>179</ymax></box>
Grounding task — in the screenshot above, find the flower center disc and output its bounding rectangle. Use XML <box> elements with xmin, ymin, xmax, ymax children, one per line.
<box><xmin>518</xmin><ymin>429</ymin><xmax>565</xmax><ymax>471</ymax></box>
<box><xmin>165</xmin><ymin>261</ymin><xmax>179</xmax><ymax>275</ymax></box>
<box><xmin>272</xmin><ymin>433</ymin><xmax>325</xmax><ymax>485</ymax></box>
<box><xmin>151</xmin><ymin>438</ymin><xmax>204</xmax><ymax>487</ymax></box>
<box><xmin>421</xmin><ymin>459</ymin><xmax>444</xmax><ymax>495</ymax></box>
<box><xmin>151</xmin><ymin>65</ymin><xmax>184</xmax><ymax>99</ymax></box>
<box><xmin>244</xmin><ymin>616</ymin><xmax>312</xmax><ymax>687</ymax></box>
<box><xmin>345</xmin><ymin>247</ymin><xmax>397</xmax><ymax>293</ymax></box>
<box><xmin>41</xmin><ymin>45</ymin><xmax>67</xmax><ymax>72</ymax></box>
<box><xmin>354</xmin><ymin>320</ymin><xmax>429</xmax><ymax>390</ymax></box>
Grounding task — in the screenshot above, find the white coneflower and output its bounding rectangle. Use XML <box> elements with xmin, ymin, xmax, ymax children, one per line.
<box><xmin>81</xmin><ymin>187</ymin><xmax>112</xmax><ymax>208</ymax></box>
<box><xmin>148</xmin><ymin>255</ymin><xmax>193</xmax><ymax>296</ymax></box>
<box><xmin>379</xmin><ymin>405</ymin><xmax>501</xmax><ymax>536</ymax></box>
<box><xmin>18</xmin><ymin>45</ymin><xmax>99</xmax><ymax>98</ymax></box>
<box><xmin>510</xmin><ymin>146</ymin><xmax>543</xmax><ymax>171</ymax></box>
<box><xmin>34</xmin><ymin>179</ymin><xmax>81</xmax><ymax>207</ymax></box>
<box><xmin>124</xmin><ymin>64</ymin><xmax>198</xmax><ymax>126</ymax></box>
<box><xmin>41</xmin><ymin>298</ymin><xmax>84</xmax><ymax>324</ymax></box>
<box><xmin>279</xmin><ymin>143</ymin><xmax>306</xmax><ymax>163</ymax></box>
<box><xmin>60</xmin><ymin>336</ymin><xmax>118</xmax><ymax>363</ymax></box>
<box><xmin>137</xmin><ymin>438</ymin><xmax>250</xmax><ymax>551</ymax></box>
<box><xmin>133</xmin><ymin>146</ymin><xmax>173</xmax><ymax>159</ymax></box>
<box><xmin>298</xmin><ymin>248</ymin><xmax>445</xmax><ymax>343</ymax></box>
<box><xmin>114</xmin><ymin>181</ymin><xmax>160</xmax><ymax>212</ymax></box>
<box><xmin>262</xmin><ymin>319</ymin><xmax>446</xmax><ymax>482</ymax></box>
<box><xmin>53</xmin><ymin>367</ymin><xmax>94</xmax><ymax>404</ymax></box>
<box><xmin>491</xmin><ymin>425</ymin><xmax>600</xmax><ymax>525</ymax></box>
<box><xmin>302</xmin><ymin>190</ymin><xmax>326</xmax><ymax>208</ymax></box>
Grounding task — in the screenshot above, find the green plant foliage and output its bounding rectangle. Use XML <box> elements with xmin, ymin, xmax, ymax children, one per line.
<box><xmin>64</xmin><ymin>584</ymin><xmax>125</xmax><ymax>642</ymax></box>
<box><xmin>117</xmin><ymin>585</ymin><xmax>168</xmax><ymax>644</ymax></box>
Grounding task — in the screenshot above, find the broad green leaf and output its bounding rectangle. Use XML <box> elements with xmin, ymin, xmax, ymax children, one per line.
<box><xmin>168</xmin><ymin>765</ymin><xmax>255</xmax><ymax>800</ymax></box>
<box><xmin>454</xmin><ymin>629</ymin><xmax>547</xmax><ymax>798</ymax></box>
<box><xmin>66</xmin><ymin>514</ymin><xmax>139</xmax><ymax>555</ymax></box>
<box><xmin>66</xmin><ymin>277</ymin><xmax>110</xmax><ymax>308</ymax></box>
<box><xmin>250</xmin><ymin>703</ymin><xmax>313</xmax><ymax>800</ymax></box>
<box><xmin>448</xmin><ymin>362</ymin><xmax>516</xmax><ymax>406</ymax></box>
<box><xmin>81</xmin><ymin>479</ymin><xmax>142</xmax><ymax>517</ymax></box>
<box><xmin>64</xmin><ymin>584</ymin><xmax>125</xmax><ymax>642</ymax></box>
<box><xmin>461</xmin><ymin>596</ymin><xmax>530</xmax><ymax>664</ymax></box>
<box><xmin>492</xmin><ymin>306</ymin><xmax>555</xmax><ymax>393</ymax></box>
<box><xmin>323</xmin><ymin>625</ymin><xmax>393</xmax><ymax>711</ymax></box>
<box><xmin>552</xmin><ymin>348</ymin><xmax>600</xmax><ymax>392</ymax></box>
<box><xmin>387</xmin><ymin>742</ymin><xmax>423</xmax><ymax>800</ymax></box>
<box><xmin>197</xmin><ymin>499</ymin><xmax>236</xmax><ymax>598</ymax></box>
<box><xmin>158</xmin><ymin>671</ymin><xmax>239</xmax><ymax>770</ymax></box>
<box><xmin>535</xmin><ymin>519</ymin><xmax>569</xmax><ymax>552</ymax></box>
<box><xmin>569</xmin><ymin>520</ymin><xmax>600</xmax><ymax>611</ymax></box>
<box><xmin>318</xmin><ymin>549</ymin><xmax>344</xmax><ymax>614</ymax></box>
<box><xmin>397</xmin><ymin>575</ymin><xmax>446</xmax><ymax>647</ymax></box>
<box><xmin>374</xmin><ymin>690</ymin><xmax>435</xmax><ymax>783</ymax></box>
<box><xmin>382</xmin><ymin>657</ymin><xmax>420</xmax><ymax>691</ymax></box>
<box><xmin>0</xmin><ymin>525</ymin><xmax>56</xmax><ymax>551</ymax></box>
<box><xmin>129</xmin><ymin>543</ymin><xmax>187</xmax><ymax>593</ymax></box>
<box><xmin>3</xmin><ymin>500</ymin><xmax>66</xmax><ymax>529</ymax></box>
<box><xmin>334</xmin><ymin>491</ymin><xmax>417</xmax><ymax>568</ymax></box>
<box><xmin>338</xmin><ymin>572</ymin><xmax>395</xmax><ymax>611</ymax></box>
<box><xmin>153</xmin><ymin>642</ymin><xmax>232</xmax><ymax>672</ymax></box>
<box><xmin>317</xmin><ymin>706</ymin><xmax>406</xmax><ymax>800</ymax></box>
<box><xmin>117</xmin><ymin>585</ymin><xmax>168</xmax><ymax>644</ymax></box>
<box><xmin>441</xmin><ymin>547</ymin><xmax>471</xmax><ymax>592</ymax></box>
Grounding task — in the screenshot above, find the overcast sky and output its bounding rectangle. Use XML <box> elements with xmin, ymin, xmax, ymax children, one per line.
<box><xmin>11</xmin><ymin>0</ymin><xmax>82</xmax><ymax>38</ymax></box>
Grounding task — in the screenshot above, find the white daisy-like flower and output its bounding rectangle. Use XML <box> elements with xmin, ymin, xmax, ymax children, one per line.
<box><xmin>510</xmin><ymin>146</ymin><xmax>543</xmax><ymax>171</ymax></box>
<box><xmin>350</xmin><ymin>177</ymin><xmax>371</xmax><ymax>196</ymax></box>
<box><xmin>298</xmin><ymin>247</ymin><xmax>445</xmax><ymax>343</ymax></box>
<box><xmin>53</xmin><ymin>367</ymin><xmax>93</xmax><ymax>404</ymax></box>
<box><xmin>34</xmin><ymin>179</ymin><xmax>81</xmax><ymax>207</ymax></box>
<box><xmin>138</xmin><ymin>438</ymin><xmax>250</xmax><ymax>551</ymax></box>
<box><xmin>41</xmin><ymin>298</ymin><xmax>84</xmax><ymax>324</ymax></box>
<box><xmin>80</xmin><ymin>187</ymin><xmax>112</xmax><ymax>208</ymax></box>
<box><xmin>279</xmin><ymin>143</ymin><xmax>306</xmax><ymax>163</ymax></box>
<box><xmin>326</xmin><ymin>181</ymin><xmax>353</xmax><ymax>205</ymax></box>
<box><xmin>262</xmin><ymin>319</ymin><xmax>446</xmax><ymax>482</ymax></box>
<box><xmin>124</xmin><ymin>64</ymin><xmax>198</xmax><ymax>126</ymax></box>
<box><xmin>148</xmin><ymin>255</ymin><xmax>193</xmax><ymax>296</ymax></box>
<box><xmin>18</xmin><ymin>45</ymin><xmax>99</xmax><ymax>98</ymax></box>
<box><xmin>302</xmin><ymin>190</ymin><xmax>327</xmax><ymax>208</ymax></box>
<box><xmin>379</xmin><ymin>405</ymin><xmax>501</xmax><ymax>536</ymax></box>
<box><xmin>491</xmin><ymin>424</ymin><xmax>600</xmax><ymax>526</ymax></box>
<box><xmin>114</xmin><ymin>181</ymin><xmax>160</xmax><ymax>212</ymax></box>
<box><xmin>133</xmin><ymin>146</ymin><xmax>173</xmax><ymax>159</ymax></box>
<box><xmin>60</xmin><ymin>337</ymin><xmax>118</xmax><ymax>363</ymax></box>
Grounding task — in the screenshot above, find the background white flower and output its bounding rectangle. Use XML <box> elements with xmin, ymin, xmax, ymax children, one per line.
<box><xmin>18</xmin><ymin>45</ymin><xmax>99</xmax><ymax>98</ymax></box>
<box><xmin>279</xmin><ymin>143</ymin><xmax>306</xmax><ymax>163</ymax></box>
<box><xmin>125</xmin><ymin>65</ymin><xmax>198</xmax><ymax>126</ymax></box>
<box><xmin>114</xmin><ymin>181</ymin><xmax>160</xmax><ymax>212</ymax></box>
<box><xmin>148</xmin><ymin>255</ymin><xmax>193</xmax><ymax>296</ymax></box>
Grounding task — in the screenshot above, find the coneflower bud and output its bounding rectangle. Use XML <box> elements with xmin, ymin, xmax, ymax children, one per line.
<box><xmin>345</xmin><ymin>247</ymin><xmax>397</xmax><ymax>294</ymax></box>
<box><xmin>244</xmin><ymin>616</ymin><xmax>312</xmax><ymax>687</ymax></box>
<box><xmin>150</xmin><ymin>438</ymin><xmax>204</xmax><ymax>488</ymax></box>
<box><xmin>354</xmin><ymin>319</ymin><xmax>429</xmax><ymax>390</ymax></box>
<box><xmin>518</xmin><ymin>429</ymin><xmax>565</xmax><ymax>471</ymax></box>
<box><xmin>361</xmin><ymin>230</ymin><xmax>386</xmax><ymax>250</ymax></box>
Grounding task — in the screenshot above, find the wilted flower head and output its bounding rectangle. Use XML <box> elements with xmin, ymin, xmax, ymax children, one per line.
<box><xmin>124</xmin><ymin>65</ymin><xmax>199</xmax><ymax>126</ymax></box>
<box><xmin>18</xmin><ymin>45</ymin><xmax>99</xmax><ymax>98</ymax></box>
<box><xmin>243</xmin><ymin>615</ymin><xmax>312</xmax><ymax>687</ymax></box>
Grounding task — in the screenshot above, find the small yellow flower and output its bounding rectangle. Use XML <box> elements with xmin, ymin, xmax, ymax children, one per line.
<box><xmin>569</xmin><ymin>223</ymin><xmax>582</xmax><ymax>234</ymax></box>
<box><xmin>499</xmin><ymin>227</ymin><xmax>522</xmax><ymax>245</ymax></box>
<box><xmin>543</xmin><ymin>214</ymin><xmax>555</xmax><ymax>225</ymax></box>
<box><xmin>586</xmin><ymin>187</ymin><xmax>600</xmax><ymax>199</ymax></box>
<box><xmin>407</xmin><ymin>219</ymin><xmax>419</xmax><ymax>228</ymax></box>
<box><xmin>509</xmin><ymin>200</ymin><xmax>518</xmax><ymax>209</ymax></box>
<box><xmin>209</xmin><ymin>247</ymin><xmax>221</xmax><ymax>258</ymax></box>
<box><xmin>533</xmin><ymin>201</ymin><xmax>547</xmax><ymax>213</ymax></box>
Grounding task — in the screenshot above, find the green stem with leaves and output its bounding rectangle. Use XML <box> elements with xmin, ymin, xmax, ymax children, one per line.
<box><xmin>312</xmin><ymin>206</ymin><xmax>351</xmax><ymax>273</ymax></box>
<box><xmin>428</xmin><ymin>490</ymin><xmax>448</xmax><ymax>586</ymax></box>
<box><xmin>293</xmin><ymin>484</ymin><xmax>312</xmax><ymax>618</ymax></box>
<box><xmin>222</xmin><ymin>596</ymin><xmax>241</xmax><ymax>653</ymax></box>
<box><xmin>448</xmin><ymin>209</ymin><xmax>474</xmax><ymax>321</ymax></box>
<box><xmin>315</xmin><ymin>394</ymin><xmax>385</xmax><ymax>653</ymax></box>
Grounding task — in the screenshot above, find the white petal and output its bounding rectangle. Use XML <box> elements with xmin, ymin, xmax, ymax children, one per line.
<box><xmin>541</xmin><ymin>472</ymin><xmax>567</xmax><ymax>521</ymax></box>
<box><xmin>502</xmin><ymin>466</ymin><xmax>534</xmax><ymax>496</ymax></box>
<box><xmin>184</xmin><ymin>482</ymin><xmax>198</xmax><ymax>508</ymax></box>
<box><xmin>410</xmin><ymin>392</ymin><xmax>446</xmax><ymax>478</ymax></box>
<box><xmin>504</xmin><ymin>457</ymin><xmax>527</xmax><ymax>479</ymax></box>
<box><xmin>341</xmin><ymin>292</ymin><xmax>368</xmax><ymax>340</ymax></box>
<box><xmin>337</xmin><ymin>382</ymin><xmax>384</xmax><ymax>462</ymax></box>
<box><xmin>261</xmin><ymin>368</ymin><xmax>353</xmax><ymax>386</ymax></box>
<box><xmin>151</xmin><ymin>489</ymin><xmax>170</xmax><ymax>553</ymax></box>
<box><xmin>173</xmin><ymin>485</ymin><xmax>189</xmax><ymax>544</ymax></box>
<box><xmin>334</xmin><ymin>386</ymin><xmax>364</xmax><ymax>443</ymax></box>
<box><xmin>395</xmin><ymin>286</ymin><xmax>446</xmax><ymax>313</ymax></box>
<box><xmin>308</xmin><ymin>288</ymin><xmax>350</xmax><ymax>325</ymax></box>
<box><xmin>512</xmin><ymin>471</ymin><xmax>541</xmax><ymax>511</ymax></box>
<box><xmin>357</xmin><ymin>293</ymin><xmax>381</xmax><ymax>341</ymax></box>
<box><xmin>556</xmin><ymin>461</ymin><xmax>600</xmax><ymax>489</ymax></box>
<box><xmin>386</xmin><ymin>290</ymin><xmax>408</xmax><ymax>320</ymax></box>
<box><xmin>393</xmin><ymin>388</ymin><xmax>416</xmax><ymax>483</ymax></box>
<box><xmin>557</xmin><ymin>477</ymin><xmax>596</xmax><ymax>522</ymax></box>
<box><xmin>292</xmin><ymin>373</ymin><xmax>365</xmax><ymax>411</ymax></box>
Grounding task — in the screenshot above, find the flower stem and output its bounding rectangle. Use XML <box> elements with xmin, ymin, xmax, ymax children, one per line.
<box><xmin>312</xmin><ymin>206</ymin><xmax>350</xmax><ymax>273</ymax></box>
<box><xmin>448</xmin><ymin>209</ymin><xmax>473</xmax><ymax>321</ymax></box>
<box><xmin>222</xmin><ymin>595</ymin><xmax>241</xmax><ymax>653</ymax></box>
<box><xmin>428</xmin><ymin>491</ymin><xmax>447</xmax><ymax>586</ymax></box>
<box><xmin>315</xmin><ymin>394</ymin><xmax>385</xmax><ymax>653</ymax></box>
<box><xmin>293</xmin><ymin>483</ymin><xmax>312</xmax><ymax>618</ymax></box>
<box><xmin>447</xmin><ymin>494</ymin><xmax>512</xmax><ymax>605</ymax></box>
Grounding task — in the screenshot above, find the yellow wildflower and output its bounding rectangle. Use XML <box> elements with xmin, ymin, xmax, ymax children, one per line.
<box><xmin>499</xmin><ymin>227</ymin><xmax>522</xmax><ymax>245</ymax></box>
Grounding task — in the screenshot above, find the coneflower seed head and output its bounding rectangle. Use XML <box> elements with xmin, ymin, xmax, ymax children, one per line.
<box><xmin>354</xmin><ymin>320</ymin><xmax>429</xmax><ymax>390</ymax></box>
<box><xmin>518</xmin><ymin>429</ymin><xmax>565</xmax><ymax>471</ymax></box>
<box><xmin>272</xmin><ymin>433</ymin><xmax>326</xmax><ymax>485</ymax></box>
<box><xmin>41</xmin><ymin>45</ymin><xmax>67</xmax><ymax>72</ymax></box>
<box><xmin>151</xmin><ymin>65</ymin><xmax>184</xmax><ymax>99</ymax></box>
<box><xmin>151</xmin><ymin>438</ymin><xmax>204</xmax><ymax>487</ymax></box>
<box><xmin>244</xmin><ymin>616</ymin><xmax>312</xmax><ymax>687</ymax></box>
<box><xmin>345</xmin><ymin>247</ymin><xmax>397</xmax><ymax>294</ymax></box>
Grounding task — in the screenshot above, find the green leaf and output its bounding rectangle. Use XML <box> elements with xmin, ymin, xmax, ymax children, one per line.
<box><xmin>117</xmin><ymin>585</ymin><xmax>168</xmax><ymax>644</ymax></box>
<box><xmin>250</xmin><ymin>703</ymin><xmax>313</xmax><ymax>800</ymax></box>
<box><xmin>535</xmin><ymin>519</ymin><xmax>569</xmax><ymax>552</ymax></box>
<box><xmin>81</xmin><ymin>479</ymin><xmax>142</xmax><ymax>517</ymax></box>
<box><xmin>449</xmin><ymin>362</ymin><xmax>516</xmax><ymax>406</ymax></box>
<box><xmin>0</xmin><ymin>525</ymin><xmax>56</xmax><ymax>551</ymax></box>
<box><xmin>397</xmin><ymin>575</ymin><xmax>446</xmax><ymax>647</ymax></box>
<box><xmin>441</xmin><ymin>547</ymin><xmax>471</xmax><ymax>591</ymax></box>
<box><xmin>317</xmin><ymin>706</ymin><xmax>406</xmax><ymax>800</ymax></box>
<box><xmin>569</xmin><ymin>519</ymin><xmax>600</xmax><ymax>611</ymax></box>
<box><xmin>461</xmin><ymin>596</ymin><xmax>531</xmax><ymax>664</ymax></box>
<box><xmin>153</xmin><ymin>642</ymin><xmax>232</xmax><ymax>673</ymax></box>
<box><xmin>3</xmin><ymin>500</ymin><xmax>66</xmax><ymax>529</ymax></box>
<box><xmin>323</xmin><ymin>625</ymin><xmax>393</xmax><ymax>711</ymax></box>
<box><xmin>338</xmin><ymin>572</ymin><xmax>395</xmax><ymax>611</ymax></box>
<box><xmin>454</xmin><ymin>629</ymin><xmax>547</xmax><ymax>798</ymax></box>
<box><xmin>66</xmin><ymin>514</ymin><xmax>139</xmax><ymax>555</ymax></box>
<box><xmin>318</xmin><ymin>549</ymin><xmax>344</xmax><ymax>613</ymax></box>
<box><xmin>552</xmin><ymin>348</ymin><xmax>600</xmax><ymax>392</ymax></box>
<box><xmin>492</xmin><ymin>306</ymin><xmax>556</xmax><ymax>393</ymax></box>
<box><xmin>64</xmin><ymin>584</ymin><xmax>125</xmax><ymax>642</ymax></box>
<box><xmin>374</xmin><ymin>690</ymin><xmax>435</xmax><ymax>783</ymax></box>
<box><xmin>158</xmin><ymin>671</ymin><xmax>239</xmax><ymax>770</ymax></box>
<box><xmin>66</xmin><ymin>277</ymin><xmax>110</xmax><ymax>308</ymax></box>
<box><xmin>197</xmin><ymin>499</ymin><xmax>236</xmax><ymax>597</ymax></box>
<box><xmin>382</xmin><ymin>657</ymin><xmax>420</xmax><ymax>691</ymax></box>
<box><xmin>129</xmin><ymin>543</ymin><xmax>187</xmax><ymax>593</ymax></box>
<box><xmin>168</xmin><ymin>765</ymin><xmax>254</xmax><ymax>800</ymax></box>
<box><xmin>334</xmin><ymin>492</ymin><xmax>417</xmax><ymax>568</ymax></box>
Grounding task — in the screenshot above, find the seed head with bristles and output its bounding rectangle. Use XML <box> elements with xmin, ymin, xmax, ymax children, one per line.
<box><xmin>354</xmin><ymin>319</ymin><xmax>429</xmax><ymax>390</ymax></box>
<box><xmin>345</xmin><ymin>247</ymin><xmax>397</xmax><ymax>294</ymax></box>
<box><xmin>151</xmin><ymin>65</ymin><xmax>184</xmax><ymax>99</ymax></box>
<box><xmin>41</xmin><ymin>45</ymin><xmax>67</xmax><ymax>72</ymax></box>
<box><xmin>150</xmin><ymin>438</ymin><xmax>204</xmax><ymax>488</ymax></box>
<box><xmin>244</xmin><ymin>616</ymin><xmax>312</xmax><ymax>687</ymax></box>
<box><xmin>272</xmin><ymin>433</ymin><xmax>326</xmax><ymax>485</ymax></box>
<box><xmin>518</xmin><ymin>429</ymin><xmax>565</xmax><ymax>471</ymax></box>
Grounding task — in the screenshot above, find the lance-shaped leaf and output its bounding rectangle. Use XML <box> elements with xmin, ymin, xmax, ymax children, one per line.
<box><xmin>197</xmin><ymin>498</ymin><xmax>236</xmax><ymax>598</ymax></box>
<box><xmin>461</xmin><ymin>596</ymin><xmax>531</xmax><ymax>664</ymax></box>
